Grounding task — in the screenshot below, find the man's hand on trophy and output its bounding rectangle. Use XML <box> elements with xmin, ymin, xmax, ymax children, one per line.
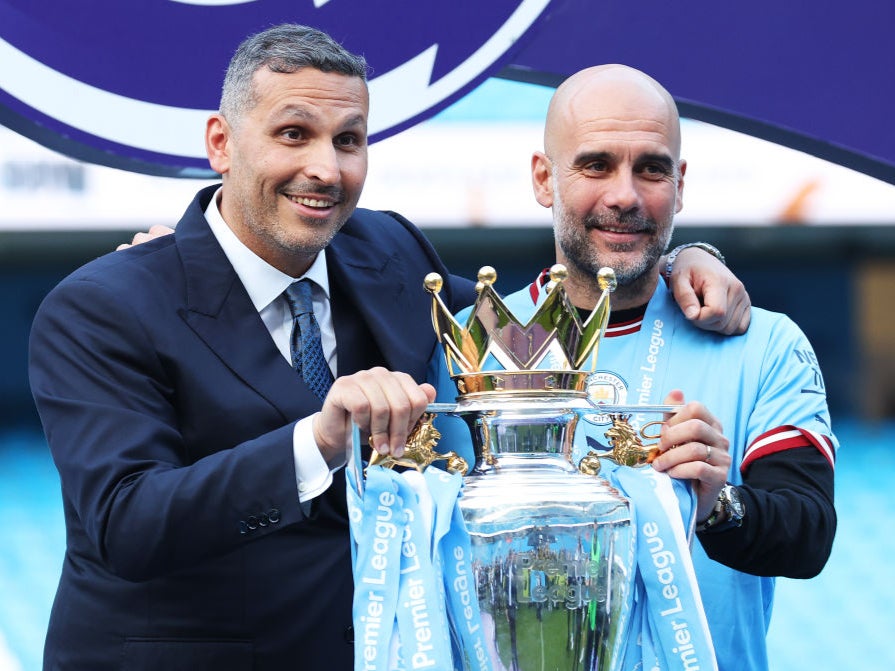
<box><xmin>116</xmin><ymin>224</ymin><xmax>175</xmax><ymax>250</ymax></box>
<box><xmin>312</xmin><ymin>367</ymin><xmax>436</xmax><ymax>467</ymax></box>
<box><xmin>669</xmin><ymin>247</ymin><xmax>751</xmax><ymax>336</ymax></box>
<box><xmin>651</xmin><ymin>390</ymin><xmax>731</xmax><ymax>522</ymax></box>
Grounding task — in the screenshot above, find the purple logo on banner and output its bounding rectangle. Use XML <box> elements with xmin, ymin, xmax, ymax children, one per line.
<box><xmin>0</xmin><ymin>0</ymin><xmax>553</xmax><ymax>176</ymax></box>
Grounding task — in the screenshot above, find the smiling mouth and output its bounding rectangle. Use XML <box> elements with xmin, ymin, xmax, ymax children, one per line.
<box><xmin>286</xmin><ymin>195</ymin><xmax>337</xmax><ymax>209</ymax></box>
<box><xmin>599</xmin><ymin>225</ymin><xmax>641</xmax><ymax>233</ymax></box>
<box><xmin>588</xmin><ymin>224</ymin><xmax>651</xmax><ymax>236</ymax></box>
<box><xmin>586</xmin><ymin>216</ymin><xmax>656</xmax><ymax>235</ymax></box>
<box><xmin>583</xmin><ymin>212</ymin><xmax>656</xmax><ymax>236</ymax></box>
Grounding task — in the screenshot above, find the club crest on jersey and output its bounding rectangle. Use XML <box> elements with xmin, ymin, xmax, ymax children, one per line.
<box><xmin>0</xmin><ymin>0</ymin><xmax>554</xmax><ymax>175</ymax></box>
<box><xmin>585</xmin><ymin>371</ymin><xmax>629</xmax><ymax>426</ymax></box>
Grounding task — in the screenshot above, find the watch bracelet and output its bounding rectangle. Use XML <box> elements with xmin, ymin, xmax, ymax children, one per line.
<box><xmin>664</xmin><ymin>242</ymin><xmax>726</xmax><ymax>280</ymax></box>
<box><xmin>696</xmin><ymin>484</ymin><xmax>742</xmax><ymax>533</ymax></box>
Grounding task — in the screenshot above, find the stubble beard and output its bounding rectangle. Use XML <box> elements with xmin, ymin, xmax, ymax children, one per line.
<box><xmin>241</xmin><ymin>183</ymin><xmax>354</xmax><ymax>268</ymax></box>
<box><xmin>553</xmin><ymin>206</ymin><xmax>672</xmax><ymax>293</ymax></box>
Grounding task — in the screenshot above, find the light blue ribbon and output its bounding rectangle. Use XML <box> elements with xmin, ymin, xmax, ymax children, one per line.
<box><xmin>609</xmin><ymin>465</ymin><xmax>717</xmax><ymax>671</ymax></box>
<box><xmin>349</xmin><ymin>466</ymin><xmax>405</xmax><ymax>671</ymax></box>
<box><xmin>425</xmin><ymin>469</ymin><xmax>492</xmax><ymax>671</ymax></box>
<box><xmin>349</xmin><ymin>462</ymin><xmax>480</xmax><ymax>670</ymax></box>
<box><xmin>391</xmin><ymin>471</ymin><xmax>454</xmax><ymax>670</ymax></box>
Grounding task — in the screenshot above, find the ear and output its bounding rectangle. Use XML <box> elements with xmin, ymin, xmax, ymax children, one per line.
<box><xmin>206</xmin><ymin>114</ymin><xmax>231</xmax><ymax>175</ymax></box>
<box><xmin>531</xmin><ymin>151</ymin><xmax>554</xmax><ymax>209</ymax></box>
<box><xmin>675</xmin><ymin>159</ymin><xmax>687</xmax><ymax>214</ymax></box>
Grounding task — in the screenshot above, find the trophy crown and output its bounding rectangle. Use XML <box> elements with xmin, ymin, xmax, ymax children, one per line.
<box><xmin>427</xmin><ymin>264</ymin><xmax>615</xmax><ymax>397</ymax></box>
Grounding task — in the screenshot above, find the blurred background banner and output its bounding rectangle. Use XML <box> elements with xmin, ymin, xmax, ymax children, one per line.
<box><xmin>1</xmin><ymin>0</ymin><xmax>893</xmax><ymax>181</ymax></box>
<box><xmin>505</xmin><ymin>0</ymin><xmax>895</xmax><ymax>184</ymax></box>
<box><xmin>4</xmin><ymin>111</ymin><xmax>895</xmax><ymax>231</ymax></box>
<box><xmin>0</xmin><ymin>0</ymin><xmax>556</xmax><ymax>176</ymax></box>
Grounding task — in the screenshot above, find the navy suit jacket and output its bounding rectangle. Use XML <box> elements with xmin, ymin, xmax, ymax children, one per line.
<box><xmin>29</xmin><ymin>185</ymin><xmax>475</xmax><ymax>670</ymax></box>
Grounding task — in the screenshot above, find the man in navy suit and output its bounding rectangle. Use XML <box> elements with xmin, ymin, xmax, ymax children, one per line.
<box><xmin>29</xmin><ymin>24</ymin><xmax>748</xmax><ymax>670</ymax></box>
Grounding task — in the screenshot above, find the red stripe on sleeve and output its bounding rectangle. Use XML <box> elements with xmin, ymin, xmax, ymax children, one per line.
<box><xmin>741</xmin><ymin>425</ymin><xmax>835</xmax><ymax>473</ymax></box>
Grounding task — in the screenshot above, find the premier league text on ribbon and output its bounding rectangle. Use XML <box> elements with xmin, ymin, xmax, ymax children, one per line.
<box><xmin>644</xmin><ymin>520</ymin><xmax>704</xmax><ymax>669</ymax></box>
<box><xmin>397</xmin><ymin>506</ymin><xmax>439</xmax><ymax>670</ymax></box>
<box><xmin>360</xmin><ymin>489</ymin><xmax>399</xmax><ymax>668</ymax></box>
<box><xmin>450</xmin><ymin>545</ymin><xmax>488</xmax><ymax>669</ymax></box>
<box><xmin>635</xmin><ymin>318</ymin><xmax>666</xmax><ymax>426</ymax></box>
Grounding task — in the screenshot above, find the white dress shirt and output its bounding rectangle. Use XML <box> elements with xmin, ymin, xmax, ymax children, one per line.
<box><xmin>204</xmin><ymin>187</ymin><xmax>339</xmax><ymax>503</ymax></box>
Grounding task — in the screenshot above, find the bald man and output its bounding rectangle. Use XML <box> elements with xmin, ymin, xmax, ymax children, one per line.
<box><xmin>432</xmin><ymin>65</ymin><xmax>837</xmax><ymax>671</ymax></box>
<box><xmin>534</xmin><ymin>64</ymin><xmax>687</xmax><ymax>311</ymax></box>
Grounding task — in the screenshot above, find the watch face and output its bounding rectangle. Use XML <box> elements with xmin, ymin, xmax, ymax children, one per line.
<box><xmin>723</xmin><ymin>485</ymin><xmax>745</xmax><ymax>518</ymax></box>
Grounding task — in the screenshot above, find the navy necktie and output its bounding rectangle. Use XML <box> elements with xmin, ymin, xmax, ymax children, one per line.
<box><xmin>283</xmin><ymin>279</ymin><xmax>334</xmax><ymax>401</ymax></box>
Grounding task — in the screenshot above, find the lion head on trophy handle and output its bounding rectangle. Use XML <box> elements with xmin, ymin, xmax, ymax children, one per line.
<box><xmin>577</xmin><ymin>413</ymin><xmax>662</xmax><ymax>475</ymax></box>
<box><xmin>367</xmin><ymin>412</ymin><xmax>469</xmax><ymax>476</ymax></box>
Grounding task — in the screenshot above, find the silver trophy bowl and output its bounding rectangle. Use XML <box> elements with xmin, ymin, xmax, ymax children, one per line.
<box><xmin>446</xmin><ymin>393</ymin><xmax>634</xmax><ymax>671</ymax></box>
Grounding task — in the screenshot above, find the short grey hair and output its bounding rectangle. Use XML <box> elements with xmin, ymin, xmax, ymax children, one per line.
<box><xmin>219</xmin><ymin>24</ymin><xmax>368</xmax><ymax>124</ymax></box>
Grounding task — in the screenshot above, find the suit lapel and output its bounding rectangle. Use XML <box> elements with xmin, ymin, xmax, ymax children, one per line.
<box><xmin>326</xmin><ymin>226</ymin><xmax>430</xmax><ymax>383</ymax></box>
<box><xmin>174</xmin><ymin>187</ymin><xmax>320</xmax><ymax>422</ymax></box>
<box><xmin>329</xmin><ymin>278</ymin><xmax>386</xmax><ymax>377</ymax></box>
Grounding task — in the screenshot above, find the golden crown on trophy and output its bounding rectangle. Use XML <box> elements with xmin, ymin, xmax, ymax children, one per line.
<box><xmin>425</xmin><ymin>264</ymin><xmax>616</xmax><ymax>397</ymax></box>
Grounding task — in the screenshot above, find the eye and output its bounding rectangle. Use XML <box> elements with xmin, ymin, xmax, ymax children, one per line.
<box><xmin>583</xmin><ymin>159</ymin><xmax>609</xmax><ymax>173</ymax></box>
<box><xmin>281</xmin><ymin>128</ymin><xmax>304</xmax><ymax>142</ymax></box>
<box><xmin>335</xmin><ymin>132</ymin><xmax>364</xmax><ymax>148</ymax></box>
<box><xmin>639</xmin><ymin>162</ymin><xmax>672</xmax><ymax>180</ymax></box>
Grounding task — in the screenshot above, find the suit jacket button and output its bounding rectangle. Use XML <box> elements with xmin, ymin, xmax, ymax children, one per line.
<box><xmin>268</xmin><ymin>508</ymin><xmax>281</xmax><ymax>524</ymax></box>
<box><xmin>239</xmin><ymin>520</ymin><xmax>248</xmax><ymax>535</ymax></box>
<box><xmin>259</xmin><ymin>513</ymin><xmax>269</xmax><ymax>527</ymax></box>
<box><xmin>247</xmin><ymin>516</ymin><xmax>258</xmax><ymax>530</ymax></box>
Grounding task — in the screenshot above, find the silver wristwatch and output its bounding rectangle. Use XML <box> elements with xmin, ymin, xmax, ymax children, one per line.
<box><xmin>664</xmin><ymin>242</ymin><xmax>726</xmax><ymax>280</ymax></box>
<box><xmin>696</xmin><ymin>483</ymin><xmax>745</xmax><ymax>533</ymax></box>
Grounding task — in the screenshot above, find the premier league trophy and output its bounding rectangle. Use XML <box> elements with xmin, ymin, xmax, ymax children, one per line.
<box><xmin>350</xmin><ymin>265</ymin><xmax>712</xmax><ymax>671</ymax></box>
<box><xmin>382</xmin><ymin>264</ymin><xmax>662</xmax><ymax>671</ymax></box>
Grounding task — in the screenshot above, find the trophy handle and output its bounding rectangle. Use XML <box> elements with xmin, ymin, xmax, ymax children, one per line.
<box><xmin>366</xmin><ymin>412</ymin><xmax>470</xmax><ymax>476</ymax></box>
<box><xmin>639</xmin><ymin>420</ymin><xmax>664</xmax><ymax>441</ymax></box>
<box><xmin>577</xmin><ymin>414</ymin><xmax>663</xmax><ymax>475</ymax></box>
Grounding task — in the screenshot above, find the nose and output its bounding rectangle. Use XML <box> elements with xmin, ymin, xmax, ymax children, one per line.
<box><xmin>602</xmin><ymin>171</ymin><xmax>640</xmax><ymax>212</ymax></box>
<box><xmin>303</xmin><ymin>140</ymin><xmax>340</xmax><ymax>185</ymax></box>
